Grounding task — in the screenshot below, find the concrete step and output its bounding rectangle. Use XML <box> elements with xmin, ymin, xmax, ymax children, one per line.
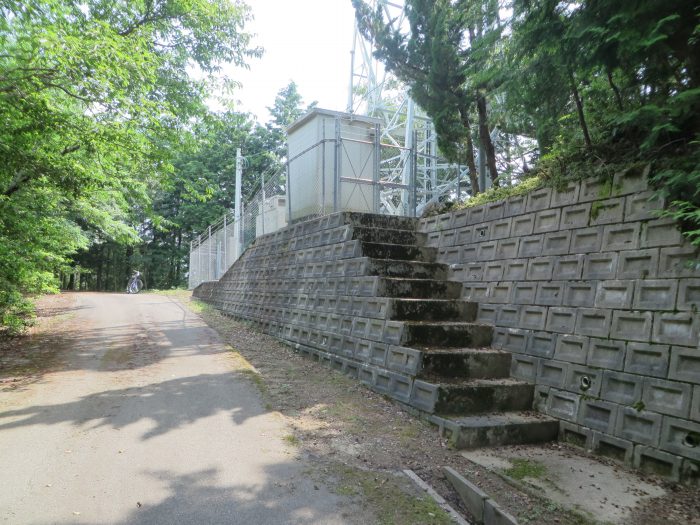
<box><xmin>389</xmin><ymin>299</ymin><xmax>477</xmax><ymax>322</ymax></box>
<box><xmin>344</xmin><ymin>212</ymin><xmax>417</xmax><ymax>231</ymax></box>
<box><xmin>366</xmin><ymin>258</ymin><xmax>448</xmax><ymax>279</ymax></box>
<box><xmin>430</xmin><ymin>412</ymin><xmax>560</xmax><ymax>449</ymax></box>
<box><xmin>418</xmin><ymin>348</ymin><xmax>512</xmax><ymax>379</ymax></box>
<box><xmin>352</xmin><ymin>226</ymin><xmax>426</xmax><ymax>245</ymax></box>
<box><xmin>401</xmin><ymin>321</ymin><xmax>493</xmax><ymax>347</ymax></box>
<box><xmin>410</xmin><ymin>378</ymin><xmax>533</xmax><ymax>414</ymax></box>
<box><xmin>377</xmin><ymin>279</ymin><xmax>463</xmax><ymax>299</ymax></box>
<box><xmin>361</xmin><ymin>242</ymin><xmax>437</xmax><ymax>262</ymax></box>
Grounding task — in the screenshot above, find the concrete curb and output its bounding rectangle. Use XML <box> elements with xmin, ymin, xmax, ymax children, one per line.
<box><xmin>402</xmin><ymin>469</ymin><xmax>471</xmax><ymax>525</ymax></box>
<box><xmin>442</xmin><ymin>467</ymin><xmax>518</xmax><ymax>525</ymax></box>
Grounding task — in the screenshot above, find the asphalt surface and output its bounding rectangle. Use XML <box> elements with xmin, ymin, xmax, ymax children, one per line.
<box><xmin>0</xmin><ymin>293</ymin><xmax>364</xmax><ymax>524</ymax></box>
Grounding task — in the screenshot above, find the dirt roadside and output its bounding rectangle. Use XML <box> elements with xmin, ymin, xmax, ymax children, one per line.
<box><xmin>2</xmin><ymin>291</ymin><xmax>698</xmax><ymax>524</ymax></box>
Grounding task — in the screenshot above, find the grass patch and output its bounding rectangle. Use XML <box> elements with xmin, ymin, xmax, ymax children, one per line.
<box><xmin>330</xmin><ymin>466</ymin><xmax>453</xmax><ymax>525</ymax></box>
<box><xmin>283</xmin><ymin>434</ymin><xmax>300</xmax><ymax>446</ymax></box>
<box><xmin>457</xmin><ymin>175</ymin><xmax>543</xmax><ymax>210</ymax></box>
<box><xmin>503</xmin><ymin>458</ymin><xmax>547</xmax><ymax>481</ymax></box>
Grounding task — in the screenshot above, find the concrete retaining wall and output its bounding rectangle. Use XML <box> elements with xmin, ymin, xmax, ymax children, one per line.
<box><xmin>420</xmin><ymin>170</ymin><xmax>700</xmax><ymax>478</ymax></box>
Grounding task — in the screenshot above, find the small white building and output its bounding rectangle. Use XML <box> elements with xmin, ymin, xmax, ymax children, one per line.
<box><xmin>286</xmin><ymin>108</ymin><xmax>381</xmax><ymax>221</ymax></box>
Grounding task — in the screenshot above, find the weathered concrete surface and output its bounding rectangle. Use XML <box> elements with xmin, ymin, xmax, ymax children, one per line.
<box><xmin>0</xmin><ymin>293</ymin><xmax>368</xmax><ymax>525</ymax></box>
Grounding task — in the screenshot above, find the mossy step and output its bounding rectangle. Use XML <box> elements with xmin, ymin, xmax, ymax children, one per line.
<box><xmin>352</xmin><ymin>226</ymin><xmax>426</xmax><ymax>245</ymax></box>
<box><xmin>430</xmin><ymin>412</ymin><xmax>559</xmax><ymax>449</ymax></box>
<box><xmin>360</xmin><ymin>242</ymin><xmax>437</xmax><ymax>262</ymax></box>
<box><xmin>344</xmin><ymin>212</ymin><xmax>418</xmax><ymax>231</ymax></box>
<box><xmin>389</xmin><ymin>299</ymin><xmax>477</xmax><ymax>321</ymax></box>
<box><xmin>433</xmin><ymin>379</ymin><xmax>534</xmax><ymax>415</ymax></box>
<box><xmin>377</xmin><ymin>278</ymin><xmax>463</xmax><ymax>299</ymax></box>
<box><xmin>419</xmin><ymin>348</ymin><xmax>512</xmax><ymax>379</ymax></box>
<box><xmin>401</xmin><ymin>320</ymin><xmax>492</xmax><ymax>347</ymax></box>
<box><xmin>366</xmin><ymin>258</ymin><xmax>448</xmax><ymax>279</ymax></box>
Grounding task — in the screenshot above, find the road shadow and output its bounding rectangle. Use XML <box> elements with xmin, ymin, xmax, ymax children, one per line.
<box><xmin>0</xmin><ymin>373</ymin><xmax>263</xmax><ymax>440</ymax></box>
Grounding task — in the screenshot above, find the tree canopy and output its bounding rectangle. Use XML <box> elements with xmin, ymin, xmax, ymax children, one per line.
<box><xmin>0</xmin><ymin>0</ymin><xmax>260</xmax><ymax>331</ymax></box>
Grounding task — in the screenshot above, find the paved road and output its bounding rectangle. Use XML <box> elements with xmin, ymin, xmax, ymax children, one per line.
<box><xmin>0</xmin><ymin>293</ymin><xmax>363</xmax><ymax>525</ymax></box>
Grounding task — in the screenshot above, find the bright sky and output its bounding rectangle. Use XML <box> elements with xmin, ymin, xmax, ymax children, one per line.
<box><xmin>227</xmin><ymin>0</ymin><xmax>357</xmax><ymax>122</ymax></box>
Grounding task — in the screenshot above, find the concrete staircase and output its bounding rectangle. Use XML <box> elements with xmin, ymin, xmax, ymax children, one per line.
<box><xmin>348</xmin><ymin>213</ymin><xmax>559</xmax><ymax>448</ymax></box>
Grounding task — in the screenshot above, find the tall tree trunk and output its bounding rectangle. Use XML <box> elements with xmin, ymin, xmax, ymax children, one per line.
<box><xmin>606</xmin><ymin>69</ymin><xmax>624</xmax><ymax>111</ymax></box>
<box><xmin>476</xmin><ymin>91</ymin><xmax>499</xmax><ymax>186</ymax></box>
<box><xmin>568</xmin><ymin>69</ymin><xmax>593</xmax><ymax>150</ymax></box>
<box><xmin>458</xmin><ymin>106</ymin><xmax>480</xmax><ymax>195</ymax></box>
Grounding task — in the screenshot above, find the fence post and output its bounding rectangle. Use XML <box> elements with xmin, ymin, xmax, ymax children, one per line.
<box><xmin>373</xmin><ymin>122</ymin><xmax>380</xmax><ymax>213</ymax></box>
<box><xmin>334</xmin><ymin>116</ymin><xmax>341</xmax><ymax>212</ymax></box>
<box><xmin>207</xmin><ymin>225</ymin><xmax>212</xmax><ymax>281</ymax></box>
<box><xmin>261</xmin><ymin>172</ymin><xmax>266</xmax><ymax>236</ymax></box>
<box><xmin>410</xmin><ymin>130</ymin><xmax>418</xmax><ymax>217</ymax></box>
<box><xmin>223</xmin><ymin>214</ymin><xmax>227</xmax><ymax>271</ymax></box>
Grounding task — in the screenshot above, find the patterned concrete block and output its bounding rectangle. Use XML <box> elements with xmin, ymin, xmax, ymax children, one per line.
<box><xmin>660</xmin><ymin>417</ymin><xmax>700</xmax><ymax>461</ymax></box>
<box><xmin>497</xmin><ymin>305</ymin><xmax>522</xmax><ymax>328</ymax></box>
<box><xmin>617</xmin><ymin>248</ymin><xmax>659</xmax><ymax>279</ymax></box>
<box><xmin>588</xmin><ymin>338</ymin><xmax>626</xmax><ymax>370</ymax></box>
<box><xmin>527</xmin><ymin>331</ymin><xmax>557</xmax><ymax>358</ymax></box>
<box><xmin>554</xmin><ymin>335</ymin><xmax>589</xmax><ymax>365</ymax></box>
<box><xmin>546</xmin><ymin>307</ymin><xmax>578</xmax><ymax>334</ymax></box>
<box><xmin>579</xmin><ymin>177</ymin><xmax>613</xmax><ymax>202</ymax></box>
<box><xmin>477</xmin><ymin>241</ymin><xmax>498</xmax><ymax>261</ymax></box>
<box><xmin>451</xmin><ymin>209</ymin><xmax>469</xmax><ymax>229</ymax></box>
<box><xmin>519</xmin><ymin>306</ymin><xmax>548</xmax><ymax>330</ymax></box>
<box><xmin>625</xmin><ymin>191</ymin><xmax>665</xmax><ymax>221</ymax></box>
<box><xmin>602</xmin><ymin>223</ymin><xmax>641</xmax><ymax>251</ymax></box>
<box><xmin>592</xmin><ymin>432</ymin><xmax>634</xmax><ymax>463</ymax></box>
<box><xmin>634</xmin><ymin>279</ymin><xmax>679</xmax><ymax>310</ymax></box>
<box><xmin>526</xmin><ymin>257</ymin><xmax>555</xmax><ymax>280</ymax></box>
<box><xmin>552</xmin><ymin>254</ymin><xmax>585</xmax><ymax>280</ymax></box>
<box><xmin>454</xmin><ymin>226</ymin><xmax>474</xmax><ymax>246</ymax></box>
<box><xmin>601</xmin><ymin>370</ymin><xmax>643</xmax><ymax>405</ymax></box>
<box><xmin>491</xmin><ymin>218</ymin><xmax>512</xmax><ymax>240</ymax></box>
<box><xmin>692</xmin><ymin>387</ymin><xmax>700</xmax><ymax>422</ymax></box>
<box><xmin>474</xmin><ymin>224</ymin><xmax>491</xmax><ymax>242</ymax></box>
<box><xmin>613</xmin><ymin>166</ymin><xmax>650</xmax><ymax>195</ymax></box>
<box><xmin>559</xmin><ymin>203</ymin><xmax>591</xmax><ymax>230</ymax></box>
<box><xmin>652</xmin><ymin>312</ymin><xmax>700</xmax><ymax>346</ymax></box>
<box><xmin>534</xmin><ymin>209</ymin><xmax>562</xmax><ymax>234</ymax></box>
<box><xmin>542</xmin><ymin>231</ymin><xmax>572</xmax><ymax>255</ymax></box>
<box><xmin>575</xmin><ymin>308</ymin><xmax>612</xmax><ymax>338</ymax></box>
<box><xmin>500</xmin><ymin>328</ymin><xmax>529</xmax><ymax>353</ymax></box>
<box><xmin>495</xmin><ymin>238</ymin><xmax>519</xmax><ymax>259</ymax></box>
<box><xmin>463</xmin><ymin>263</ymin><xmax>485</xmax><ymax>282</ymax></box>
<box><xmin>512</xmin><ymin>282</ymin><xmax>537</xmax><ymax>305</ymax></box>
<box><xmin>504</xmin><ymin>194</ymin><xmax>527</xmax><ymax>217</ymax></box>
<box><xmin>567</xmin><ymin>365</ymin><xmax>602</xmax><ymax>397</ymax></box>
<box><xmin>625</xmin><ymin>342</ymin><xmax>670</xmax><ymax>378</ymax></box>
<box><xmin>485</xmin><ymin>200</ymin><xmax>506</xmax><ymax>221</ymax></box>
<box><xmin>388</xmin><ymin>372</ymin><xmax>413</xmax><ymax>403</ymax></box>
<box><xmin>583</xmin><ymin>253</ymin><xmax>619</xmax><ymax>280</ymax></box>
<box><xmin>463</xmin><ymin>283</ymin><xmax>489</xmax><ymax>302</ymax></box>
<box><xmin>467</xmin><ymin>205</ymin><xmax>486</xmax><ymax>225</ymax></box>
<box><xmin>503</xmin><ymin>259</ymin><xmax>528</xmax><ymax>280</ymax></box>
<box><xmin>563</xmin><ymin>282</ymin><xmax>597</xmax><ymax>308</ymax></box>
<box><xmin>677</xmin><ymin>279</ymin><xmax>700</xmax><ymax>311</ymax></box>
<box><xmin>370</xmin><ymin>342</ymin><xmax>389</xmax><ymax>367</ymax></box>
<box><xmin>610</xmin><ymin>311</ymin><xmax>653</xmax><ymax>343</ymax></box>
<box><xmin>410</xmin><ymin>379</ymin><xmax>440</xmax><ymax>413</ymax></box>
<box><xmin>668</xmin><ymin>346</ymin><xmax>700</xmax><ymax>384</ymax></box>
<box><xmin>615</xmin><ymin>407</ymin><xmax>662</xmax><ymax>446</ymax></box>
<box><xmin>570</xmin><ymin>226</ymin><xmax>604</xmax><ymax>253</ymax></box>
<box><xmin>511</xmin><ymin>213</ymin><xmax>535</xmax><ymax>237</ymax></box>
<box><xmin>595</xmin><ymin>280</ymin><xmax>634</xmax><ymax>309</ymax></box>
<box><xmin>642</xmin><ymin>218</ymin><xmax>684</xmax><ymax>248</ymax></box>
<box><xmin>546</xmin><ymin>388</ymin><xmax>579</xmax><ymax>422</ymax></box>
<box><xmin>551</xmin><ymin>182</ymin><xmax>580</xmax><ymax>207</ymax></box>
<box><xmin>526</xmin><ymin>187</ymin><xmax>552</xmax><ymax>212</ymax></box>
<box><xmin>590</xmin><ymin>198</ymin><xmax>625</xmax><ymax>226</ymax></box>
<box><xmin>476</xmin><ymin>304</ymin><xmax>499</xmax><ymax>323</ymax></box>
<box><xmin>658</xmin><ymin>246</ymin><xmax>700</xmax><ymax>278</ymax></box>
<box><xmin>634</xmin><ymin>445</ymin><xmax>683</xmax><ymax>481</ymax></box>
<box><xmin>536</xmin><ymin>282</ymin><xmax>564</xmax><ymax>306</ymax></box>
<box><xmin>461</xmin><ymin>245</ymin><xmax>478</xmax><ymax>262</ymax></box>
<box><xmin>518</xmin><ymin>234</ymin><xmax>544</xmax><ymax>257</ymax></box>
<box><xmin>559</xmin><ymin>421</ymin><xmax>591</xmax><ymax>448</ymax></box>
<box><xmin>511</xmin><ymin>354</ymin><xmax>538</xmax><ymax>381</ymax></box>
<box><xmin>484</xmin><ymin>261</ymin><xmax>505</xmax><ymax>281</ymax></box>
<box><xmin>489</xmin><ymin>282</ymin><xmax>513</xmax><ymax>304</ymax></box>
<box><xmin>578</xmin><ymin>399</ymin><xmax>616</xmax><ymax>433</ymax></box>
<box><xmin>642</xmin><ymin>378</ymin><xmax>692</xmax><ymax>418</ymax></box>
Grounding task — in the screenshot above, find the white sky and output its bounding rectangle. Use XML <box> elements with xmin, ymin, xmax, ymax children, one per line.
<box><xmin>226</xmin><ymin>0</ymin><xmax>357</xmax><ymax>122</ymax></box>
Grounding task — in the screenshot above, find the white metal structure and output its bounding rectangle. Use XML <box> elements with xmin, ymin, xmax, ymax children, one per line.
<box><xmin>347</xmin><ymin>0</ymin><xmax>473</xmax><ymax>213</ymax></box>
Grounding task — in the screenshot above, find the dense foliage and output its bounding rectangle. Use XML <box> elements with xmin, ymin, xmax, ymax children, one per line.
<box><xmin>0</xmin><ymin>0</ymin><xmax>259</xmax><ymax>332</ymax></box>
<box><xmin>353</xmin><ymin>0</ymin><xmax>700</xmax><ymax>241</ymax></box>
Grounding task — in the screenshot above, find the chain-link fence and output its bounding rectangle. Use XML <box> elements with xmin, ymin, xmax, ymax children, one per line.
<box><xmin>188</xmin><ymin>111</ymin><xmax>468</xmax><ymax>289</ymax></box>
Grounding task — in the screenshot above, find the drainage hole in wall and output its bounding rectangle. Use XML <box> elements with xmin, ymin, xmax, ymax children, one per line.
<box><xmin>580</xmin><ymin>375</ymin><xmax>592</xmax><ymax>391</ymax></box>
<box><xmin>683</xmin><ymin>433</ymin><xmax>699</xmax><ymax>448</ymax></box>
